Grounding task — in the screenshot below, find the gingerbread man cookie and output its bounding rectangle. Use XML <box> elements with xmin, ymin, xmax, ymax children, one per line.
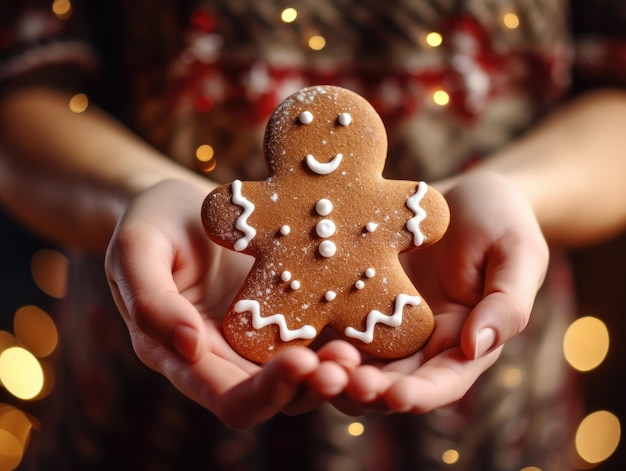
<box><xmin>202</xmin><ymin>85</ymin><xmax>449</xmax><ymax>363</ymax></box>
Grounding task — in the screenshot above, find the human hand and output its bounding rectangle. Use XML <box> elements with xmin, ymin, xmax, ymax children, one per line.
<box><xmin>105</xmin><ymin>179</ymin><xmax>359</xmax><ymax>428</ymax></box>
<box><xmin>331</xmin><ymin>171</ymin><xmax>549</xmax><ymax>415</ymax></box>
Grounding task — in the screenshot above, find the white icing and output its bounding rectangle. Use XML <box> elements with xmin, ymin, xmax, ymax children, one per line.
<box><xmin>315</xmin><ymin>198</ymin><xmax>333</xmax><ymax>216</ymax></box>
<box><xmin>344</xmin><ymin>294</ymin><xmax>421</xmax><ymax>344</ymax></box>
<box><xmin>338</xmin><ymin>112</ymin><xmax>352</xmax><ymax>126</ymax></box>
<box><xmin>299</xmin><ymin>110</ymin><xmax>313</xmax><ymax>124</ymax></box>
<box><xmin>318</xmin><ymin>240</ymin><xmax>337</xmax><ymax>257</ymax></box>
<box><xmin>365</xmin><ymin>268</ymin><xmax>376</xmax><ymax>278</ymax></box>
<box><xmin>306</xmin><ymin>153</ymin><xmax>343</xmax><ymax>175</ymax></box>
<box><xmin>290</xmin><ymin>280</ymin><xmax>301</xmax><ymax>290</ymax></box>
<box><xmin>231</xmin><ymin>179</ymin><xmax>256</xmax><ymax>251</ymax></box>
<box><xmin>280</xmin><ymin>225</ymin><xmax>291</xmax><ymax>235</ymax></box>
<box><xmin>325</xmin><ymin>291</ymin><xmax>337</xmax><ymax>301</ymax></box>
<box><xmin>234</xmin><ymin>299</ymin><xmax>317</xmax><ymax>341</ymax></box>
<box><xmin>355</xmin><ymin>280</ymin><xmax>365</xmax><ymax>290</ymax></box>
<box><xmin>406</xmin><ymin>182</ymin><xmax>428</xmax><ymax>246</ymax></box>
<box><xmin>280</xmin><ymin>271</ymin><xmax>292</xmax><ymax>282</ymax></box>
<box><xmin>365</xmin><ymin>222</ymin><xmax>378</xmax><ymax>232</ymax></box>
<box><xmin>315</xmin><ymin>219</ymin><xmax>336</xmax><ymax>238</ymax></box>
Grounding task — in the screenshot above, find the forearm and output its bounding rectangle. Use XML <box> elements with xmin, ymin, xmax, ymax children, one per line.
<box><xmin>0</xmin><ymin>87</ymin><xmax>213</xmax><ymax>252</ymax></box>
<box><xmin>473</xmin><ymin>89</ymin><xmax>626</xmax><ymax>247</ymax></box>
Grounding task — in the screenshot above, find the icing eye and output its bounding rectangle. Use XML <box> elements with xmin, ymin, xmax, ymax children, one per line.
<box><xmin>338</xmin><ymin>112</ymin><xmax>352</xmax><ymax>126</ymax></box>
<box><xmin>298</xmin><ymin>111</ymin><xmax>313</xmax><ymax>124</ymax></box>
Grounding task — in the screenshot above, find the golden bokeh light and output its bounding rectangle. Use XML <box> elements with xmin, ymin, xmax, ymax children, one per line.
<box><xmin>196</xmin><ymin>144</ymin><xmax>215</xmax><ymax>162</ymax></box>
<box><xmin>30</xmin><ymin>248</ymin><xmax>69</xmax><ymax>299</ymax></box>
<box><xmin>347</xmin><ymin>421</ymin><xmax>365</xmax><ymax>437</ymax></box>
<box><xmin>196</xmin><ymin>144</ymin><xmax>217</xmax><ymax>173</ymax></box>
<box><xmin>281</xmin><ymin>8</ymin><xmax>298</xmax><ymax>23</ymax></box>
<box><xmin>0</xmin><ymin>405</ymin><xmax>32</xmax><ymax>453</ymax></box>
<box><xmin>563</xmin><ymin>316</ymin><xmax>609</xmax><ymax>372</ymax></box>
<box><xmin>308</xmin><ymin>35</ymin><xmax>326</xmax><ymax>51</ymax></box>
<box><xmin>442</xmin><ymin>449</ymin><xmax>460</xmax><ymax>464</ymax></box>
<box><xmin>520</xmin><ymin>467</ymin><xmax>542</xmax><ymax>471</ymax></box>
<box><xmin>13</xmin><ymin>306</ymin><xmax>58</xmax><ymax>358</ymax></box>
<box><xmin>68</xmin><ymin>93</ymin><xmax>88</xmax><ymax>113</ymax></box>
<box><xmin>0</xmin><ymin>347</ymin><xmax>44</xmax><ymax>401</ymax></box>
<box><xmin>52</xmin><ymin>0</ymin><xmax>72</xmax><ymax>20</ymax></box>
<box><xmin>0</xmin><ymin>428</ymin><xmax>24</xmax><ymax>471</ymax></box>
<box><xmin>503</xmin><ymin>12</ymin><xmax>520</xmax><ymax>29</ymax></box>
<box><xmin>34</xmin><ymin>359</ymin><xmax>56</xmax><ymax>400</ymax></box>
<box><xmin>501</xmin><ymin>367</ymin><xmax>523</xmax><ymax>388</ymax></box>
<box><xmin>576</xmin><ymin>410</ymin><xmax>621</xmax><ymax>465</ymax></box>
<box><xmin>0</xmin><ymin>332</ymin><xmax>18</xmax><ymax>353</ymax></box>
<box><xmin>433</xmin><ymin>90</ymin><xmax>450</xmax><ymax>106</ymax></box>
<box><xmin>425</xmin><ymin>32</ymin><xmax>443</xmax><ymax>47</ymax></box>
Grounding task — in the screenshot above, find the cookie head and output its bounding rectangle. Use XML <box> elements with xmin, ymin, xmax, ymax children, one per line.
<box><xmin>263</xmin><ymin>86</ymin><xmax>388</xmax><ymax>179</ymax></box>
<box><xmin>202</xmin><ymin>85</ymin><xmax>450</xmax><ymax>363</ymax></box>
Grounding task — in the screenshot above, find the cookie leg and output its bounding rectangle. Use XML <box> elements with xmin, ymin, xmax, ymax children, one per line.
<box><xmin>340</xmin><ymin>292</ymin><xmax>434</xmax><ymax>360</ymax></box>
<box><xmin>224</xmin><ymin>290</ymin><xmax>323</xmax><ymax>363</ymax></box>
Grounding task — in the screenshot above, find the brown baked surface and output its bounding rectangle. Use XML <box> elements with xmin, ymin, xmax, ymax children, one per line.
<box><xmin>202</xmin><ymin>85</ymin><xmax>449</xmax><ymax>363</ymax></box>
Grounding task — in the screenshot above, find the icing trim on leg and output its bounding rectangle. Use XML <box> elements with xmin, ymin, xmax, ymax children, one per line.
<box><xmin>344</xmin><ymin>294</ymin><xmax>421</xmax><ymax>344</ymax></box>
<box><xmin>234</xmin><ymin>299</ymin><xmax>317</xmax><ymax>341</ymax></box>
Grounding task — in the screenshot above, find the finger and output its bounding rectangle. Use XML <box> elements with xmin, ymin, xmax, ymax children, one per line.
<box><xmin>345</xmin><ymin>365</ymin><xmax>398</xmax><ymax>403</ymax></box>
<box><xmin>106</xmin><ymin>224</ymin><xmax>206</xmax><ymax>361</ymax></box>
<box><xmin>315</xmin><ymin>340</ymin><xmax>362</xmax><ymax>370</ymax></box>
<box><xmin>282</xmin><ymin>361</ymin><xmax>350</xmax><ymax>416</ymax></box>
<box><xmin>307</xmin><ymin>361</ymin><xmax>351</xmax><ymax>397</ymax></box>
<box><xmin>280</xmin><ymin>341</ymin><xmax>362</xmax><ymax>416</ymax></box>
<box><xmin>216</xmin><ymin>348</ymin><xmax>320</xmax><ymax>429</ymax></box>
<box><xmin>461</xmin><ymin>233</ymin><xmax>548</xmax><ymax>360</ymax></box>
<box><xmin>385</xmin><ymin>346</ymin><xmax>502</xmax><ymax>413</ymax></box>
<box><xmin>130</xmin><ymin>327</ymin><xmax>254</xmax><ymax>415</ymax></box>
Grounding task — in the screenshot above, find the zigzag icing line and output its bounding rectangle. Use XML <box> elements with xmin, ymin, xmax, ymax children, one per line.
<box><xmin>234</xmin><ymin>299</ymin><xmax>317</xmax><ymax>341</ymax></box>
<box><xmin>231</xmin><ymin>179</ymin><xmax>256</xmax><ymax>251</ymax></box>
<box><xmin>344</xmin><ymin>293</ymin><xmax>421</xmax><ymax>344</ymax></box>
<box><xmin>406</xmin><ymin>181</ymin><xmax>427</xmax><ymax>246</ymax></box>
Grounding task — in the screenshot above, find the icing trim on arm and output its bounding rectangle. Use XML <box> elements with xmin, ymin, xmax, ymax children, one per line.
<box><xmin>406</xmin><ymin>181</ymin><xmax>428</xmax><ymax>246</ymax></box>
<box><xmin>231</xmin><ymin>179</ymin><xmax>256</xmax><ymax>251</ymax></box>
<box><xmin>234</xmin><ymin>299</ymin><xmax>317</xmax><ymax>341</ymax></box>
<box><xmin>344</xmin><ymin>293</ymin><xmax>421</xmax><ymax>344</ymax></box>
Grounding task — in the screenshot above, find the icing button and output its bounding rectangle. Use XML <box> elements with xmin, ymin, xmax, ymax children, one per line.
<box><xmin>315</xmin><ymin>198</ymin><xmax>333</xmax><ymax>216</ymax></box>
<box><xmin>316</xmin><ymin>219</ymin><xmax>336</xmax><ymax>238</ymax></box>
<box><xmin>365</xmin><ymin>222</ymin><xmax>378</xmax><ymax>232</ymax></box>
<box><xmin>318</xmin><ymin>240</ymin><xmax>337</xmax><ymax>258</ymax></box>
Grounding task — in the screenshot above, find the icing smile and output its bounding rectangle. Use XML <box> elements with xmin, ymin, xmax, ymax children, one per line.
<box><xmin>306</xmin><ymin>153</ymin><xmax>343</xmax><ymax>175</ymax></box>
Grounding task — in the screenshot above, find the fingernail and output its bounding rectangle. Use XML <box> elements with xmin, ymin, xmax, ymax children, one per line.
<box><xmin>172</xmin><ymin>325</ymin><xmax>200</xmax><ymax>361</ymax></box>
<box><xmin>474</xmin><ymin>328</ymin><xmax>496</xmax><ymax>359</ymax></box>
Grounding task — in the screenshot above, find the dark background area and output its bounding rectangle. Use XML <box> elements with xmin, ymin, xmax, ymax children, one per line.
<box><xmin>0</xmin><ymin>208</ymin><xmax>54</xmax><ymax>330</ymax></box>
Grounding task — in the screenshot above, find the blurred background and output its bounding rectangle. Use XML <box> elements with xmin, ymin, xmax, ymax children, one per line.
<box><xmin>0</xmin><ymin>207</ymin><xmax>66</xmax><ymax>470</ymax></box>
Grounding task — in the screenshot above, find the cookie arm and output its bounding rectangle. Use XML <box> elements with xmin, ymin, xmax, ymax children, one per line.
<box><xmin>404</xmin><ymin>182</ymin><xmax>450</xmax><ymax>249</ymax></box>
<box><xmin>202</xmin><ymin>182</ymin><xmax>256</xmax><ymax>253</ymax></box>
